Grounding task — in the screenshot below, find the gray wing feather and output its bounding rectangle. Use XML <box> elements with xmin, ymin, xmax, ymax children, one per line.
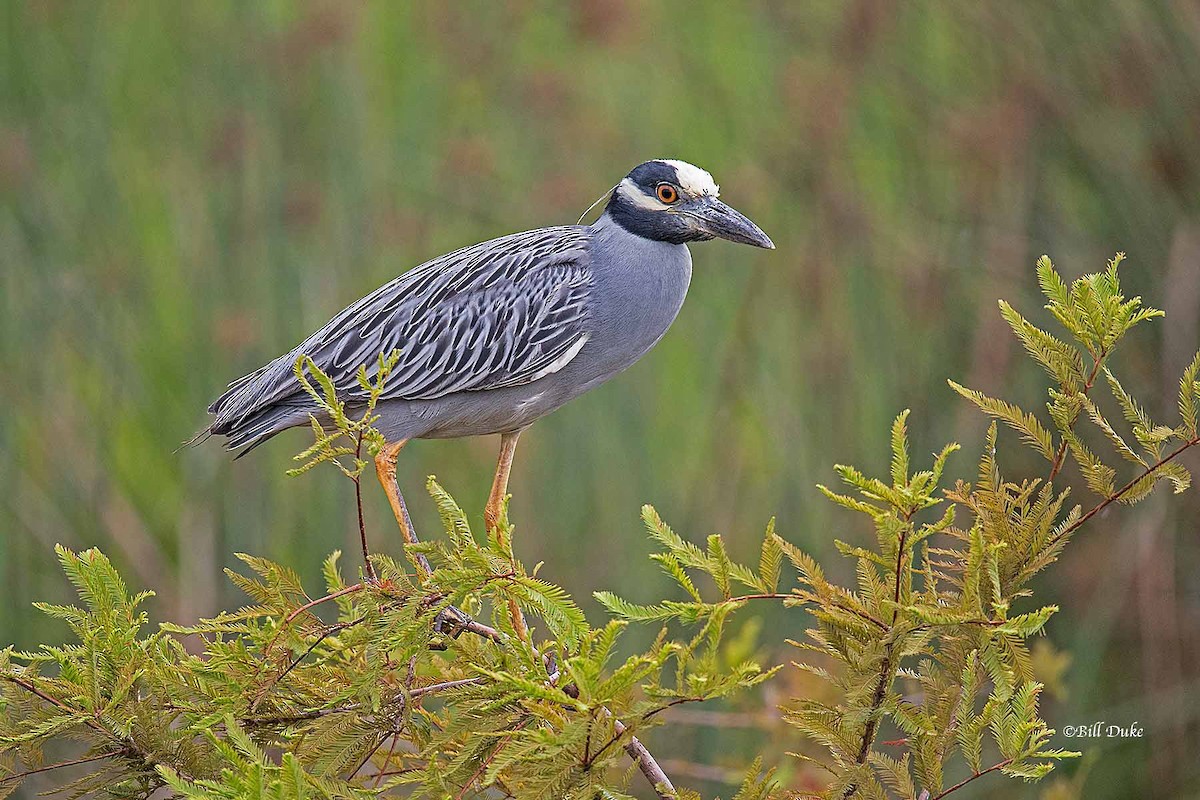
<box><xmin>208</xmin><ymin>226</ymin><xmax>591</xmax><ymax>436</ymax></box>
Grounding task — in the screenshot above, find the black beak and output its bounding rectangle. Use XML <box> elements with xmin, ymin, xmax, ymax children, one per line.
<box><xmin>673</xmin><ymin>196</ymin><xmax>775</xmax><ymax>249</ymax></box>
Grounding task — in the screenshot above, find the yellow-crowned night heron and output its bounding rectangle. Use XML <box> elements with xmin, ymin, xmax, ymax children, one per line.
<box><xmin>204</xmin><ymin>159</ymin><xmax>772</xmax><ymax>566</ymax></box>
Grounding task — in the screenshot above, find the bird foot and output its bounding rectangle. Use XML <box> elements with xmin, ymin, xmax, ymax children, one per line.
<box><xmin>432</xmin><ymin>605</ymin><xmax>476</xmax><ymax>639</ymax></box>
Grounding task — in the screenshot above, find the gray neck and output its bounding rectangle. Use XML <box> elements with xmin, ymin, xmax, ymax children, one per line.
<box><xmin>582</xmin><ymin>214</ymin><xmax>693</xmax><ymax>377</ymax></box>
<box><xmin>588</xmin><ymin>212</ymin><xmax>688</xmax><ymax>254</ymax></box>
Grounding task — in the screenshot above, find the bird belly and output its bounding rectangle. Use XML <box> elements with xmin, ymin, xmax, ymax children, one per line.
<box><xmin>373</xmin><ymin>381</ymin><xmax>578</xmax><ymax>441</ymax></box>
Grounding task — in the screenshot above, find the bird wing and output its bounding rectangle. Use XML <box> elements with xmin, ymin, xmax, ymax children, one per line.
<box><xmin>208</xmin><ymin>226</ymin><xmax>592</xmax><ymax>431</ymax></box>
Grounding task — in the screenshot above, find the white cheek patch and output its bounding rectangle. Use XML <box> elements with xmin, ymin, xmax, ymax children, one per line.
<box><xmin>659</xmin><ymin>159</ymin><xmax>719</xmax><ymax>197</ymax></box>
<box><xmin>616</xmin><ymin>177</ymin><xmax>667</xmax><ymax>211</ymax></box>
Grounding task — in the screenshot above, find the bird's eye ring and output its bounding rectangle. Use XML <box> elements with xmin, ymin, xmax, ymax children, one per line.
<box><xmin>656</xmin><ymin>183</ymin><xmax>679</xmax><ymax>204</ymax></box>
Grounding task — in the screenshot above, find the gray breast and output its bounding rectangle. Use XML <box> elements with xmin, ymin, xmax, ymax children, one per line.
<box><xmin>567</xmin><ymin>214</ymin><xmax>692</xmax><ymax>387</ymax></box>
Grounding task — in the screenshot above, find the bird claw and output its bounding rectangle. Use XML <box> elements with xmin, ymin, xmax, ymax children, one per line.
<box><xmin>432</xmin><ymin>605</ymin><xmax>475</xmax><ymax>639</ymax></box>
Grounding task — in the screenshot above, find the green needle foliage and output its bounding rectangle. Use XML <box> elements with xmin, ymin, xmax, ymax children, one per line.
<box><xmin>2</xmin><ymin>254</ymin><xmax>1197</xmax><ymax>799</ymax></box>
<box><xmin>0</xmin><ymin>499</ymin><xmax>774</xmax><ymax>799</ymax></box>
<box><xmin>286</xmin><ymin>351</ymin><xmax>399</xmax><ymax>480</ymax></box>
<box><xmin>601</xmin><ymin>255</ymin><xmax>1200</xmax><ymax>799</ymax></box>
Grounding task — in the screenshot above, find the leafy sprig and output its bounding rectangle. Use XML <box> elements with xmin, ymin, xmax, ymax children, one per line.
<box><xmin>287</xmin><ymin>350</ymin><xmax>400</xmax><ymax>479</ymax></box>
<box><xmin>603</xmin><ymin>254</ymin><xmax>1198</xmax><ymax>799</ymax></box>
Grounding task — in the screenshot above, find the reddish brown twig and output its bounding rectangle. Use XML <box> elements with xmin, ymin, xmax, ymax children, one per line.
<box><xmin>285</xmin><ymin>584</ymin><xmax>364</xmax><ymax>626</ymax></box>
<box><xmin>0</xmin><ymin>752</ymin><xmax>121</xmax><ymax>785</ymax></box>
<box><xmin>1047</xmin><ymin>436</ymin><xmax>1200</xmax><ymax>550</ymax></box>
<box><xmin>353</xmin><ymin>433</ymin><xmax>377</xmax><ymax>583</ymax></box>
<box><xmin>930</xmin><ymin>758</ymin><xmax>1013</xmax><ymax>799</ymax></box>
<box><xmin>454</xmin><ymin>718</ymin><xmax>531</xmax><ymax>800</ymax></box>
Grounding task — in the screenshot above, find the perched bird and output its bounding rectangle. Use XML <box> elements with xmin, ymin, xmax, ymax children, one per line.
<box><xmin>204</xmin><ymin>159</ymin><xmax>773</xmax><ymax>563</ymax></box>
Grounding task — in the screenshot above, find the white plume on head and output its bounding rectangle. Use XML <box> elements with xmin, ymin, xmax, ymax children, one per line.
<box><xmin>611</xmin><ymin>159</ymin><xmax>721</xmax><ymax>212</ymax></box>
<box><xmin>658</xmin><ymin>159</ymin><xmax>719</xmax><ymax>197</ymax></box>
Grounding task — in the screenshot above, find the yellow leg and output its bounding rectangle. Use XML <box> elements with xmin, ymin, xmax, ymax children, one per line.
<box><xmin>485</xmin><ymin>430</ymin><xmax>529</xmax><ymax>641</ymax></box>
<box><xmin>374</xmin><ymin>439</ymin><xmax>432</xmax><ymax>578</ymax></box>
<box><xmin>485</xmin><ymin>430</ymin><xmax>523</xmax><ymax>535</ymax></box>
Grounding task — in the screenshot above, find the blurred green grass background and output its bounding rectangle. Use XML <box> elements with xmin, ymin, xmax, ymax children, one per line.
<box><xmin>3</xmin><ymin>2</ymin><xmax>1200</xmax><ymax>797</ymax></box>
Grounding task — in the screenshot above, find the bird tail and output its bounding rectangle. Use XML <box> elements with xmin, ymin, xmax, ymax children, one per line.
<box><xmin>199</xmin><ymin>396</ymin><xmax>317</xmax><ymax>459</ymax></box>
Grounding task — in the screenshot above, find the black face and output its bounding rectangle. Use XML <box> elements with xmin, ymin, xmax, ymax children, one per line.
<box><xmin>603</xmin><ymin>160</ymin><xmax>774</xmax><ymax>249</ymax></box>
<box><xmin>605</xmin><ymin>161</ymin><xmax>700</xmax><ymax>244</ymax></box>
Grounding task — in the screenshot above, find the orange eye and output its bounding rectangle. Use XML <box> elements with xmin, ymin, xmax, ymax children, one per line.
<box><xmin>656</xmin><ymin>183</ymin><xmax>679</xmax><ymax>204</ymax></box>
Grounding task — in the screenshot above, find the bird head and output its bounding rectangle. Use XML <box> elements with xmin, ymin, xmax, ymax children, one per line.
<box><xmin>602</xmin><ymin>159</ymin><xmax>774</xmax><ymax>249</ymax></box>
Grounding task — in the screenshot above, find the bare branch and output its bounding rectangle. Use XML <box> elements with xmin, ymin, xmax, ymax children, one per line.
<box><xmin>612</xmin><ymin>716</ymin><xmax>677</xmax><ymax>799</ymax></box>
